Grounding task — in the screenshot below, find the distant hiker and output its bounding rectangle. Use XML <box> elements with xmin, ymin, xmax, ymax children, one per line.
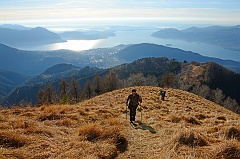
<box><xmin>126</xmin><ymin>89</ymin><xmax>142</xmax><ymax>123</ymax></box>
<box><xmin>160</xmin><ymin>90</ymin><xmax>166</xmax><ymax>101</ymax></box>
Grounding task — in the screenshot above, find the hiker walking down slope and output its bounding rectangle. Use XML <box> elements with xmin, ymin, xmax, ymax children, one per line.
<box><xmin>126</xmin><ymin>89</ymin><xmax>142</xmax><ymax>123</ymax></box>
<box><xmin>160</xmin><ymin>90</ymin><xmax>166</xmax><ymax>101</ymax></box>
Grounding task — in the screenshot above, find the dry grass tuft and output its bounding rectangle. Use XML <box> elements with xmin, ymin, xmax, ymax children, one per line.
<box><xmin>93</xmin><ymin>142</ymin><xmax>118</xmax><ymax>159</ymax></box>
<box><xmin>214</xmin><ymin>141</ymin><xmax>240</xmax><ymax>159</ymax></box>
<box><xmin>184</xmin><ymin>116</ymin><xmax>201</xmax><ymax>125</ymax></box>
<box><xmin>78</xmin><ymin>108</ymin><xmax>87</xmax><ymax>116</ymax></box>
<box><xmin>0</xmin><ymin>131</ymin><xmax>28</xmax><ymax>148</ymax></box>
<box><xmin>97</xmin><ymin>109</ymin><xmax>114</xmax><ymax>119</ymax></box>
<box><xmin>79</xmin><ymin>120</ymin><xmax>128</xmax><ymax>154</ymax></box>
<box><xmin>217</xmin><ymin>116</ymin><xmax>227</xmax><ymax>121</ymax></box>
<box><xmin>225</xmin><ymin>126</ymin><xmax>240</xmax><ymax>141</ymax></box>
<box><xmin>24</xmin><ymin>126</ymin><xmax>53</xmax><ymax>137</ymax></box>
<box><xmin>176</xmin><ymin>130</ymin><xmax>209</xmax><ymax>148</ymax></box>
<box><xmin>37</xmin><ymin>112</ymin><xmax>62</xmax><ymax>121</ymax></box>
<box><xmin>31</xmin><ymin>152</ymin><xmax>51</xmax><ymax>159</ymax></box>
<box><xmin>79</xmin><ymin>124</ymin><xmax>103</xmax><ymax>142</ymax></box>
<box><xmin>195</xmin><ymin>114</ymin><xmax>207</xmax><ymax>120</ymax></box>
<box><xmin>169</xmin><ymin>115</ymin><xmax>182</xmax><ymax>123</ymax></box>
<box><xmin>55</xmin><ymin>118</ymin><xmax>77</xmax><ymax>127</ymax></box>
<box><xmin>0</xmin><ymin>114</ymin><xmax>6</xmax><ymax>122</ymax></box>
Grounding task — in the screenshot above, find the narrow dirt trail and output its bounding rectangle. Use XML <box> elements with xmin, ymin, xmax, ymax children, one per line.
<box><xmin>117</xmin><ymin>114</ymin><xmax>162</xmax><ymax>159</ymax></box>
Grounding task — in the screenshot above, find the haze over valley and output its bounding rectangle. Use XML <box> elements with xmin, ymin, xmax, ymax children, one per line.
<box><xmin>1</xmin><ymin>24</ymin><xmax>240</xmax><ymax>62</ymax></box>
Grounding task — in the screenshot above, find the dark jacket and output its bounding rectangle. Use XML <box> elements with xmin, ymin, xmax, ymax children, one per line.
<box><xmin>126</xmin><ymin>93</ymin><xmax>142</xmax><ymax>107</ymax></box>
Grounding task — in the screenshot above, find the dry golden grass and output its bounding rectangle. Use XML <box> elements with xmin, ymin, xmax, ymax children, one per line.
<box><xmin>0</xmin><ymin>86</ymin><xmax>239</xmax><ymax>158</ymax></box>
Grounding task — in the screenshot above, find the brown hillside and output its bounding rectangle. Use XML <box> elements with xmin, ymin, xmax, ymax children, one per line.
<box><xmin>179</xmin><ymin>62</ymin><xmax>240</xmax><ymax>107</ymax></box>
<box><xmin>0</xmin><ymin>86</ymin><xmax>239</xmax><ymax>159</ymax></box>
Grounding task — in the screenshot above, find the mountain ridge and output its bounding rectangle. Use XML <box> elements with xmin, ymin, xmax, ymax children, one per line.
<box><xmin>152</xmin><ymin>25</ymin><xmax>240</xmax><ymax>51</ymax></box>
<box><xmin>116</xmin><ymin>43</ymin><xmax>240</xmax><ymax>73</ymax></box>
<box><xmin>1</xmin><ymin>43</ymin><xmax>240</xmax><ymax>75</ymax></box>
<box><xmin>2</xmin><ymin>57</ymin><xmax>240</xmax><ymax>113</ymax></box>
<box><xmin>0</xmin><ymin>24</ymin><xmax>31</xmax><ymax>30</ymax></box>
<box><xmin>0</xmin><ymin>86</ymin><xmax>239</xmax><ymax>158</ymax></box>
<box><xmin>0</xmin><ymin>27</ymin><xmax>66</xmax><ymax>46</ymax></box>
<box><xmin>0</xmin><ymin>43</ymin><xmax>124</xmax><ymax>75</ymax></box>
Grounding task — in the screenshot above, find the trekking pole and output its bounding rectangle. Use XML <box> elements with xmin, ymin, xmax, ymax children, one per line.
<box><xmin>139</xmin><ymin>103</ymin><xmax>142</xmax><ymax>122</ymax></box>
<box><xmin>126</xmin><ymin>104</ymin><xmax>128</xmax><ymax>119</ymax></box>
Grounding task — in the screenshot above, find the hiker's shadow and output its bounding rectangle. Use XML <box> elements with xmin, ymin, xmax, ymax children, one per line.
<box><xmin>136</xmin><ymin>121</ymin><xmax>157</xmax><ymax>134</ymax></box>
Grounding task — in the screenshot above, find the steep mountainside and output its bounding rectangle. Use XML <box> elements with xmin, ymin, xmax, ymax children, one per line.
<box><xmin>1</xmin><ymin>64</ymin><xmax>105</xmax><ymax>106</ymax></box>
<box><xmin>25</xmin><ymin>64</ymin><xmax>100</xmax><ymax>84</ymax></box>
<box><xmin>0</xmin><ymin>57</ymin><xmax>181</xmax><ymax>106</ymax></box>
<box><xmin>0</xmin><ymin>69</ymin><xmax>31</xmax><ymax>102</ymax></box>
<box><xmin>152</xmin><ymin>25</ymin><xmax>240</xmax><ymax>51</ymax></box>
<box><xmin>179</xmin><ymin>62</ymin><xmax>240</xmax><ymax>104</ymax></box>
<box><xmin>0</xmin><ymin>86</ymin><xmax>239</xmax><ymax>158</ymax></box>
<box><xmin>0</xmin><ymin>43</ymin><xmax>42</xmax><ymax>74</ymax></box>
<box><xmin>113</xmin><ymin>57</ymin><xmax>181</xmax><ymax>79</ymax></box>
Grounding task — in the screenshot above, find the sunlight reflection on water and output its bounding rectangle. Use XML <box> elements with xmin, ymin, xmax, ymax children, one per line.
<box><xmin>47</xmin><ymin>40</ymin><xmax>101</xmax><ymax>51</ymax></box>
<box><xmin>14</xmin><ymin>30</ymin><xmax>240</xmax><ymax>62</ymax></box>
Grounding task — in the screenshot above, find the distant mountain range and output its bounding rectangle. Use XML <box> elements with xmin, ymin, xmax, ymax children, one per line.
<box><xmin>1</xmin><ymin>43</ymin><xmax>240</xmax><ymax>75</ymax></box>
<box><xmin>2</xmin><ymin>57</ymin><xmax>240</xmax><ymax>110</ymax></box>
<box><xmin>116</xmin><ymin>43</ymin><xmax>240</xmax><ymax>73</ymax></box>
<box><xmin>0</xmin><ymin>24</ymin><xmax>115</xmax><ymax>44</ymax></box>
<box><xmin>59</xmin><ymin>30</ymin><xmax>115</xmax><ymax>40</ymax></box>
<box><xmin>0</xmin><ymin>24</ymin><xmax>31</xmax><ymax>30</ymax></box>
<box><xmin>0</xmin><ymin>43</ymin><xmax>125</xmax><ymax>75</ymax></box>
<box><xmin>152</xmin><ymin>25</ymin><xmax>240</xmax><ymax>51</ymax></box>
<box><xmin>1</xmin><ymin>30</ymin><xmax>240</xmax><ymax>107</ymax></box>
<box><xmin>0</xmin><ymin>27</ymin><xmax>66</xmax><ymax>46</ymax></box>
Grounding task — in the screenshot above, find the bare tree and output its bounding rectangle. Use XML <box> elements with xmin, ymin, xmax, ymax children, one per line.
<box><xmin>84</xmin><ymin>80</ymin><xmax>93</xmax><ymax>99</ymax></box>
<box><xmin>103</xmin><ymin>70</ymin><xmax>119</xmax><ymax>92</ymax></box>
<box><xmin>145</xmin><ymin>74</ymin><xmax>158</xmax><ymax>86</ymax></box>
<box><xmin>192</xmin><ymin>84</ymin><xmax>211</xmax><ymax>99</ymax></box>
<box><xmin>223</xmin><ymin>97</ymin><xmax>239</xmax><ymax>113</ymax></box>
<box><xmin>211</xmin><ymin>88</ymin><xmax>225</xmax><ymax>105</ymax></box>
<box><xmin>37</xmin><ymin>89</ymin><xmax>45</xmax><ymax>105</ymax></box>
<box><xmin>93</xmin><ymin>74</ymin><xmax>103</xmax><ymax>95</ymax></box>
<box><xmin>59</xmin><ymin>79</ymin><xmax>68</xmax><ymax>96</ymax></box>
<box><xmin>37</xmin><ymin>85</ymin><xmax>54</xmax><ymax>105</ymax></box>
<box><xmin>125</xmin><ymin>73</ymin><xmax>146</xmax><ymax>87</ymax></box>
<box><xmin>69</xmin><ymin>79</ymin><xmax>82</xmax><ymax>103</ymax></box>
<box><xmin>58</xmin><ymin>79</ymin><xmax>69</xmax><ymax>104</ymax></box>
<box><xmin>160</xmin><ymin>73</ymin><xmax>175</xmax><ymax>88</ymax></box>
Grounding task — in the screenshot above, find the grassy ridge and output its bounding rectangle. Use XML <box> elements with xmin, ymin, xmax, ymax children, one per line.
<box><xmin>0</xmin><ymin>86</ymin><xmax>240</xmax><ymax>158</ymax></box>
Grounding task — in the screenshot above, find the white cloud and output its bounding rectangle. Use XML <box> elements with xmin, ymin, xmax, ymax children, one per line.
<box><xmin>0</xmin><ymin>0</ymin><xmax>240</xmax><ymax>25</ymax></box>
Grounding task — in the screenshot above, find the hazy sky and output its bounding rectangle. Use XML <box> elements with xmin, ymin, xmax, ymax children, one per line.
<box><xmin>1</xmin><ymin>0</ymin><xmax>240</xmax><ymax>27</ymax></box>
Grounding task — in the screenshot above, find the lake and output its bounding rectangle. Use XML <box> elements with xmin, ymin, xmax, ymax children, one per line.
<box><xmin>17</xmin><ymin>29</ymin><xmax>240</xmax><ymax>62</ymax></box>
